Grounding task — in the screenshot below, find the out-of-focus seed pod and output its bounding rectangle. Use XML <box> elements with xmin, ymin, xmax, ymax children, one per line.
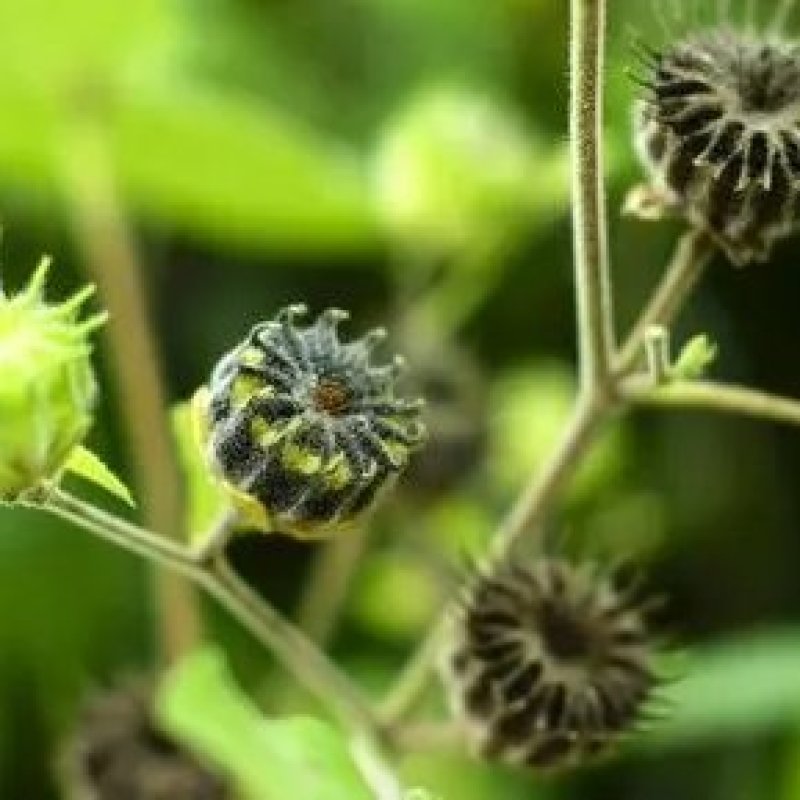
<box><xmin>441</xmin><ymin>556</ymin><xmax>659</xmax><ymax>772</ymax></box>
<box><xmin>635</xmin><ymin>29</ymin><xmax>800</xmax><ymax>265</ymax></box>
<box><xmin>63</xmin><ymin>681</ymin><xmax>231</xmax><ymax>800</ymax></box>
<box><xmin>400</xmin><ymin>341</ymin><xmax>487</xmax><ymax>500</ymax></box>
<box><xmin>0</xmin><ymin>258</ymin><xmax>104</xmax><ymax>500</ymax></box>
<box><xmin>200</xmin><ymin>305</ymin><xmax>426</xmax><ymax>539</ymax></box>
<box><xmin>373</xmin><ymin>86</ymin><xmax>538</xmax><ymax>255</ymax></box>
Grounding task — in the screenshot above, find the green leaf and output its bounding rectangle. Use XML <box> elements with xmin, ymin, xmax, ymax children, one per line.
<box><xmin>63</xmin><ymin>446</ymin><xmax>135</xmax><ymax>507</ymax></box>
<box><xmin>672</xmin><ymin>334</ymin><xmax>718</xmax><ymax>380</ymax></box>
<box><xmin>171</xmin><ymin>399</ymin><xmax>229</xmax><ymax>543</ymax></box>
<box><xmin>643</xmin><ymin>631</ymin><xmax>800</xmax><ymax>750</ymax></box>
<box><xmin>156</xmin><ymin>647</ymin><xmax>375</xmax><ymax>800</ymax></box>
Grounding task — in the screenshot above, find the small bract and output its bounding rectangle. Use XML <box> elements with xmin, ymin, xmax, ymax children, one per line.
<box><xmin>201</xmin><ymin>305</ymin><xmax>426</xmax><ymax>539</ymax></box>
<box><xmin>0</xmin><ymin>258</ymin><xmax>104</xmax><ymax>500</ymax></box>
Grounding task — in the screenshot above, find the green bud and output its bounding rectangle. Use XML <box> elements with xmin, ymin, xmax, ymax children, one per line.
<box><xmin>0</xmin><ymin>257</ymin><xmax>105</xmax><ymax>500</ymax></box>
<box><xmin>372</xmin><ymin>86</ymin><xmax>538</xmax><ymax>255</ymax></box>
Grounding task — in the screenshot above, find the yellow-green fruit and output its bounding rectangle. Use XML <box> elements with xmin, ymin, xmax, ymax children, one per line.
<box><xmin>0</xmin><ymin>258</ymin><xmax>105</xmax><ymax>500</ymax></box>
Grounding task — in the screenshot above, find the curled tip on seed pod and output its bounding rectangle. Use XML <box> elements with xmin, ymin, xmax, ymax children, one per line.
<box><xmin>441</xmin><ymin>555</ymin><xmax>661</xmax><ymax>772</ymax></box>
<box><xmin>320</xmin><ymin>308</ymin><xmax>350</xmax><ymax>326</ymax></box>
<box><xmin>634</xmin><ymin>27</ymin><xmax>800</xmax><ymax>264</ymax></box>
<box><xmin>203</xmin><ymin>305</ymin><xmax>426</xmax><ymax>539</ymax></box>
<box><xmin>362</xmin><ymin>326</ymin><xmax>389</xmax><ymax>350</ymax></box>
<box><xmin>279</xmin><ymin>303</ymin><xmax>309</xmax><ymax>324</ymax></box>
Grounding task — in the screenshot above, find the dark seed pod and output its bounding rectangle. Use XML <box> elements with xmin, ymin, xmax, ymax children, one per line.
<box><xmin>400</xmin><ymin>341</ymin><xmax>487</xmax><ymax>500</ymax></box>
<box><xmin>204</xmin><ymin>305</ymin><xmax>426</xmax><ymax>539</ymax></box>
<box><xmin>635</xmin><ymin>29</ymin><xmax>800</xmax><ymax>264</ymax></box>
<box><xmin>441</xmin><ymin>557</ymin><xmax>659</xmax><ymax>772</ymax></box>
<box><xmin>63</xmin><ymin>682</ymin><xmax>230</xmax><ymax>800</ymax></box>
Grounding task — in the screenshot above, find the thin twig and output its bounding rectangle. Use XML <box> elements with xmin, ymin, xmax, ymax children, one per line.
<box><xmin>380</xmin><ymin>228</ymin><xmax>715</xmax><ymax>727</ymax></box>
<box><xmin>60</xmin><ymin>113</ymin><xmax>201</xmax><ymax>661</ymax></box>
<box><xmin>570</xmin><ymin>0</ymin><xmax>615</xmax><ymax>394</ymax></box>
<box><xmin>192</xmin><ymin>508</ymin><xmax>241</xmax><ymax>566</ymax></box>
<box><xmin>615</xmin><ymin>229</ymin><xmax>714</xmax><ymax>376</ymax></box>
<box><xmin>624</xmin><ymin>378</ymin><xmax>800</xmax><ymax>427</ymax></box>
<box><xmin>206</xmin><ymin>557</ymin><xmax>378</xmax><ymax>734</ymax></box>
<box><xmin>296</xmin><ymin>526</ymin><xmax>370</xmax><ymax>646</ymax></box>
<box><xmin>36</xmin><ymin>488</ymin><xmax>379</xmax><ymax>737</ymax></box>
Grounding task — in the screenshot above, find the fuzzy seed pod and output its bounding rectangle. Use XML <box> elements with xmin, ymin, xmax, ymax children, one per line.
<box><xmin>635</xmin><ymin>28</ymin><xmax>800</xmax><ymax>265</ymax></box>
<box><xmin>201</xmin><ymin>305</ymin><xmax>426</xmax><ymax>539</ymax></box>
<box><xmin>441</xmin><ymin>557</ymin><xmax>658</xmax><ymax>771</ymax></box>
<box><xmin>64</xmin><ymin>682</ymin><xmax>231</xmax><ymax>800</ymax></box>
<box><xmin>0</xmin><ymin>258</ymin><xmax>104</xmax><ymax>500</ymax></box>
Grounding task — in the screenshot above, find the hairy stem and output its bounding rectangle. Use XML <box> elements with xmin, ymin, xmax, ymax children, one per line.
<box><xmin>37</xmin><ymin>489</ymin><xmax>378</xmax><ymax>736</ymax></box>
<box><xmin>205</xmin><ymin>557</ymin><xmax>377</xmax><ymax>733</ymax></box>
<box><xmin>570</xmin><ymin>0</ymin><xmax>615</xmax><ymax>394</ymax></box>
<box><xmin>61</xmin><ymin>115</ymin><xmax>201</xmax><ymax>662</ymax></box>
<box><xmin>380</xmin><ymin>226</ymin><xmax>714</xmax><ymax>727</ymax></box>
<box><xmin>624</xmin><ymin>378</ymin><xmax>800</xmax><ymax>427</ymax></box>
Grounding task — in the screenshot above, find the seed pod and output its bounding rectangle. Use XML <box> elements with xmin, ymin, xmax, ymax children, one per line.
<box><xmin>635</xmin><ymin>29</ymin><xmax>800</xmax><ymax>265</ymax></box>
<box><xmin>400</xmin><ymin>341</ymin><xmax>487</xmax><ymax>500</ymax></box>
<box><xmin>201</xmin><ymin>305</ymin><xmax>426</xmax><ymax>539</ymax></box>
<box><xmin>373</xmin><ymin>86</ymin><xmax>537</xmax><ymax>256</ymax></box>
<box><xmin>63</xmin><ymin>681</ymin><xmax>231</xmax><ymax>800</ymax></box>
<box><xmin>441</xmin><ymin>556</ymin><xmax>659</xmax><ymax>772</ymax></box>
<box><xmin>0</xmin><ymin>258</ymin><xmax>104</xmax><ymax>500</ymax></box>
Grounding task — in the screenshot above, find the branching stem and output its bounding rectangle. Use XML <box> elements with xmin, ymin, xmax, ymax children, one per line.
<box><xmin>571</xmin><ymin>0</ymin><xmax>615</xmax><ymax>394</ymax></box>
<box><xmin>35</xmin><ymin>488</ymin><xmax>379</xmax><ymax>738</ymax></box>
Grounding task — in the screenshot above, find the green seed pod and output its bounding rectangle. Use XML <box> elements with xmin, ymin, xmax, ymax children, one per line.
<box><xmin>0</xmin><ymin>258</ymin><xmax>105</xmax><ymax>500</ymax></box>
<box><xmin>200</xmin><ymin>305</ymin><xmax>426</xmax><ymax>540</ymax></box>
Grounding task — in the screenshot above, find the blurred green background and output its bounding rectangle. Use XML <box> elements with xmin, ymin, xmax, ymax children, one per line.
<box><xmin>4</xmin><ymin>0</ymin><xmax>800</xmax><ymax>798</ymax></box>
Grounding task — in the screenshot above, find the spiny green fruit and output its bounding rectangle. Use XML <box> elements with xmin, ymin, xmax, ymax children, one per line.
<box><xmin>198</xmin><ymin>305</ymin><xmax>426</xmax><ymax>539</ymax></box>
<box><xmin>0</xmin><ymin>257</ymin><xmax>105</xmax><ymax>500</ymax></box>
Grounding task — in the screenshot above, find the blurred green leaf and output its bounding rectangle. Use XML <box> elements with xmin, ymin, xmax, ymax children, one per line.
<box><xmin>171</xmin><ymin>399</ymin><xmax>228</xmax><ymax>542</ymax></box>
<box><xmin>643</xmin><ymin>631</ymin><xmax>800</xmax><ymax>749</ymax></box>
<box><xmin>350</xmin><ymin>552</ymin><xmax>440</xmax><ymax>640</ymax></box>
<box><xmin>157</xmin><ymin>647</ymin><xmax>375</xmax><ymax>800</ymax></box>
<box><xmin>0</xmin><ymin>0</ymin><xmax>172</xmax><ymax>88</ymax></box>
<box><xmin>111</xmin><ymin>88</ymin><xmax>379</xmax><ymax>254</ymax></box>
<box><xmin>401</xmin><ymin>752</ymin><xmax>549</xmax><ymax>800</ymax></box>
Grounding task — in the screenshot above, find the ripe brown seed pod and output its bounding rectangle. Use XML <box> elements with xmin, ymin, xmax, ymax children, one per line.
<box><xmin>63</xmin><ymin>682</ymin><xmax>231</xmax><ymax>800</ymax></box>
<box><xmin>634</xmin><ymin>28</ymin><xmax>800</xmax><ymax>265</ymax></box>
<box><xmin>441</xmin><ymin>556</ymin><xmax>659</xmax><ymax>771</ymax></box>
<box><xmin>202</xmin><ymin>305</ymin><xmax>426</xmax><ymax>539</ymax></box>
